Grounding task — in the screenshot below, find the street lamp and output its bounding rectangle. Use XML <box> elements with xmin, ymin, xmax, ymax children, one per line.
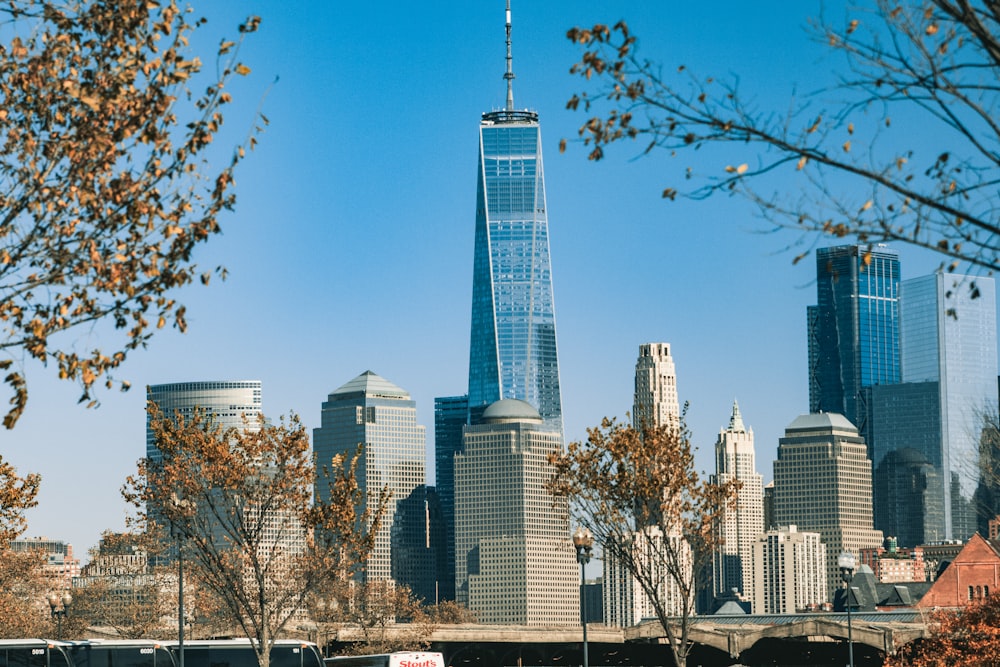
<box><xmin>572</xmin><ymin>527</ymin><xmax>594</xmax><ymax>667</ymax></box>
<box><xmin>838</xmin><ymin>551</ymin><xmax>856</xmax><ymax>667</ymax></box>
<box><xmin>47</xmin><ymin>591</ymin><xmax>72</xmax><ymax>640</ymax></box>
<box><xmin>171</xmin><ymin>493</ymin><xmax>193</xmax><ymax>667</ymax></box>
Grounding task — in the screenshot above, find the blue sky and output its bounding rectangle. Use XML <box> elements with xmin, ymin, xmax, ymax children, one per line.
<box><xmin>6</xmin><ymin>1</ymin><xmax>975</xmax><ymax>558</ymax></box>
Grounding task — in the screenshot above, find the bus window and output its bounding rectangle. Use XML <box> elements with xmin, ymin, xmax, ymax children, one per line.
<box><xmin>67</xmin><ymin>642</ymin><xmax>175</xmax><ymax>667</ymax></box>
<box><xmin>171</xmin><ymin>641</ymin><xmax>321</xmax><ymax>667</ymax></box>
<box><xmin>0</xmin><ymin>643</ymin><xmax>72</xmax><ymax>667</ymax></box>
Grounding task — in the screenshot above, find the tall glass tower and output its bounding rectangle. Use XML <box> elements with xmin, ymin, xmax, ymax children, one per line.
<box><xmin>899</xmin><ymin>273</ymin><xmax>998</xmax><ymax>540</ymax></box>
<box><xmin>807</xmin><ymin>244</ymin><xmax>901</xmax><ymax>430</ymax></box>
<box><xmin>467</xmin><ymin>1</ymin><xmax>562</xmax><ymax>433</ymax></box>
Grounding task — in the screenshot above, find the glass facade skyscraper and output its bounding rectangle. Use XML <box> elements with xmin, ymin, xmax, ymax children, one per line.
<box><xmin>807</xmin><ymin>244</ymin><xmax>901</xmax><ymax>430</ymax></box>
<box><xmin>467</xmin><ymin>106</ymin><xmax>562</xmax><ymax>432</ymax></box>
<box><xmin>432</xmin><ymin>394</ymin><xmax>469</xmax><ymax>601</ymax></box>
<box><xmin>864</xmin><ymin>381</ymin><xmax>946</xmax><ymax>546</ymax></box>
<box><xmin>899</xmin><ymin>273</ymin><xmax>998</xmax><ymax>540</ymax></box>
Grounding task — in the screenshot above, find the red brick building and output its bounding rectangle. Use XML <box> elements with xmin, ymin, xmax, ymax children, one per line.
<box><xmin>917</xmin><ymin>533</ymin><xmax>1000</xmax><ymax>608</ymax></box>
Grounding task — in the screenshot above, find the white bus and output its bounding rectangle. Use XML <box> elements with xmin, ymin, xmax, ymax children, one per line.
<box><xmin>323</xmin><ymin>652</ymin><xmax>444</xmax><ymax>667</ymax></box>
<box><xmin>167</xmin><ymin>640</ymin><xmax>324</xmax><ymax>667</ymax></box>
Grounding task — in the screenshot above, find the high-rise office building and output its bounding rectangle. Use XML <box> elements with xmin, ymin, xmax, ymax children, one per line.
<box><xmin>146</xmin><ymin>380</ymin><xmax>307</xmax><ymax>598</ymax></box>
<box><xmin>899</xmin><ymin>272</ymin><xmax>998</xmax><ymax>540</ymax></box>
<box><xmin>453</xmin><ymin>399</ymin><xmax>576</xmax><ymax>624</ymax></box>
<box><xmin>773</xmin><ymin>413</ymin><xmax>884</xmax><ymax>599</ymax></box>
<box><xmin>432</xmin><ymin>394</ymin><xmax>469</xmax><ymax>602</ymax></box>
<box><xmin>807</xmin><ymin>244</ymin><xmax>901</xmax><ymax>430</ymax></box>
<box><xmin>753</xmin><ymin>526</ymin><xmax>827</xmax><ymax>614</ymax></box>
<box><xmin>602</xmin><ymin>524</ymin><xmax>693</xmax><ymax>627</ymax></box>
<box><xmin>864</xmin><ymin>382</ymin><xmax>946</xmax><ymax>546</ymax></box>
<box><xmin>711</xmin><ymin>401</ymin><xmax>764</xmax><ymax>605</ymax></box>
<box><xmin>633</xmin><ymin>343</ymin><xmax>680</xmax><ymax>430</ymax></box>
<box><xmin>146</xmin><ymin>380</ymin><xmax>262</xmax><ymax>462</ymax></box>
<box><xmin>313</xmin><ymin>371</ymin><xmax>430</xmax><ymax>598</ymax></box>
<box><xmin>466</xmin><ymin>1</ymin><xmax>562</xmax><ymax>434</ymax></box>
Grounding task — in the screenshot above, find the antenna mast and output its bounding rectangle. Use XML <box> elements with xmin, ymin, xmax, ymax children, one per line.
<box><xmin>504</xmin><ymin>0</ymin><xmax>514</xmax><ymax>111</ymax></box>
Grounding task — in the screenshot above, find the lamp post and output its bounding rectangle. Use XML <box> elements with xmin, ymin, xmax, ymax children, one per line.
<box><xmin>47</xmin><ymin>591</ymin><xmax>72</xmax><ymax>640</ymax></box>
<box><xmin>838</xmin><ymin>551</ymin><xmax>856</xmax><ymax>667</ymax></box>
<box><xmin>572</xmin><ymin>527</ymin><xmax>594</xmax><ymax>667</ymax></box>
<box><xmin>171</xmin><ymin>493</ymin><xmax>192</xmax><ymax>667</ymax></box>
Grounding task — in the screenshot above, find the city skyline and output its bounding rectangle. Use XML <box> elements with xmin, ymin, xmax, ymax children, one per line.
<box><xmin>7</xmin><ymin>1</ymin><xmax>995</xmax><ymax>558</ymax></box>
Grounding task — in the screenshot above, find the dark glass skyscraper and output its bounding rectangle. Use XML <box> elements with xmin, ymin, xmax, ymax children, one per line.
<box><xmin>807</xmin><ymin>244</ymin><xmax>900</xmax><ymax>429</ymax></box>
<box><xmin>466</xmin><ymin>4</ymin><xmax>562</xmax><ymax>432</ymax></box>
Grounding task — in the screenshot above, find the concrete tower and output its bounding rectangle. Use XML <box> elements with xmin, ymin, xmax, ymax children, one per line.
<box><xmin>454</xmin><ymin>399</ymin><xmax>576</xmax><ymax>624</ymax></box>
<box><xmin>313</xmin><ymin>371</ymin><xmax>430</xmax><ymax>598</ymax></box>
<box><xmin>633</xmin><ymin>342</ymin><xmax>680</xmax><ymax>431</ymax></box>
<box><xmin>773</xmin><ymin>413</ymin><xmax>884</xmax><ymax>599</ymax></box>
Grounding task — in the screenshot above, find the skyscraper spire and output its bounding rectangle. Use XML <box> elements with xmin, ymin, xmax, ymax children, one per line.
<box><xmin>504</xmin><ymin>0</ymin><xmax>515</xmax><ymax>110</ymax></box>
<box><xmin>729</xmin><ymin>399</ymin><xmax>746</xmax><ymax>432</ymax></box>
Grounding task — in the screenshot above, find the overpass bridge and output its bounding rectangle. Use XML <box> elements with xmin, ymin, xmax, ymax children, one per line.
<box><xmin>325</xmin><ymin>611</ymin><xmax>929</xmax><ymax>666</ymax></box>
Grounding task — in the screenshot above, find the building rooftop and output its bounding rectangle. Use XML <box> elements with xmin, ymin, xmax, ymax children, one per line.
<box><xmin>331</xmin><ymin>371</ymin><xmax>410</xmax><ymax>400</ymax></box>
<box><xmin>481</xmin><ymin>398</ymin><xmax>542</xmax><ymax>422</ymax></box>
<box><xmin>785</xmin><ymin>412</ymin><xmax>858</xmax><ymax>433</ymax></box>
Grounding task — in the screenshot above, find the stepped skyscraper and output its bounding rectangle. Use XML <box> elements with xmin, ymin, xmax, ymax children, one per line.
<box><xmin>466</xmin><ymin>0</ymin><xmax>562</xmax><ymax>433</ymax></box>
<box><xmin>633</xmin><ymin>343</ymin><xmax>680</xmax><ymax>431</ymax></box>
<box><xmin>711</xmin><ymin>401</ymin><xmax>764</xmax><ymax>607</ymax></box>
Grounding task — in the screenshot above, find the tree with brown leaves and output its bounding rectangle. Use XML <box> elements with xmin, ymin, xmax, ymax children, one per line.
<box><xmin>0</xmin><ymin>0</ymin><xmax>264</xmax><ymax>429</ymax></box>
<box><xmin>563</xmin><ymin>1</ymin><xmax>1000</xmax><ymax>275</ymax></box>
<box><xmin>71</xmin><ymin>530</ymin><xmax>176</xmax><ymax>639</ymax></box>
<box><xmin>887</xmin><ymin>592</ymin><xmax>1000</xmax><ymax>666</ymax></box>
<box><xmin>0</xmin><ymin>548</ymin><xmax>50</xmax><ymax>638</ymax></box>
<box><xmin>124</xmin><ymin>403</ymin><xmax>388</xmax><ymax>667</ymax></box>
<box><xmin>548</xmin><ymin>416</ymin><xmax>739</xmax><ymax>667</ymax></box>
<box><xmin>0</xmin><ymin>457</ymin><xmax>47</xmax><ymax>637</ymax></box>
<box><xmin>0</xmin><ymin>455</ymin><xmax>40</xmax><ymax>545</ymax></box>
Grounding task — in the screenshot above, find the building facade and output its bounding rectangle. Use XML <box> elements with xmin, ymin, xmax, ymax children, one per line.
<box><xmin>466</xmin><ymin>5</ymin><xmax>562</xmax><ymax>434</ymax></box>
<box><xmin>753</xmin><ymin>526</ymin><xmax>827</xmax><ymax>614</ymax></box>
<box><xmin>859</xmin><ymin>541</ymin><xmax>927</xmax><ymax>583</ymax></box>
<box><xmin>633</xmin><ymin>343</ymin><xmax>680</xmax><ymax>431</ymax></box>
<box><xmin>432</xmin><ymin>394</ymin><xmax>469</xmax><ymax>602</ymax></box>
<box><xmin>146</xmin><ymin>380</ymin><xmax>262</xmax><ymax>462</ymax></box>
<box><xmin>807</xmin><ymin>244</ymin><xmax>900</xmax><ymax>430</ymax></box>
<box><xmin>313</xmin><ymin>371</ymin><xmax>430</xmax><ymax>598</ymax></box>
<box><xmin>864</xmin><ymin>382</ymin><xmax>946</xmax><ymax>546</ymax></box>
<box><xmin>773</xmin><ymin>413</ymin><xmax>884</xmax><ymax>599</ymax></box>
<box><xmin>146</xmin><ymin>379</ymin><xmax>308</xmax><ymax>618</ymax></box>
<box><xmin>603</xmin><ymin>525</ymin><xmax>693</xmax><ymax>628</ymax></box>
<box><xmin>917</xmin><ymin>533</ymin><xmax>1000</xmax><ymax>607</ymax></box>
<box><xmin>899</xmin><ymin>273</ymin><xmax>998</xmax><ymax>541</ymax></box>
<box><xmin>11</xmin><ymin>538</ymin><xmax>80</xmax><ymax>592</ymax></box>
<box><xmin>710</xmin><ymin>401</ymin><xmax>764</xmax><ymax>605</ymax></box>
<box><xmin>453</xmin><ymin>399</ymin><xmax>576</xmax><ymax>624</ymax></box>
